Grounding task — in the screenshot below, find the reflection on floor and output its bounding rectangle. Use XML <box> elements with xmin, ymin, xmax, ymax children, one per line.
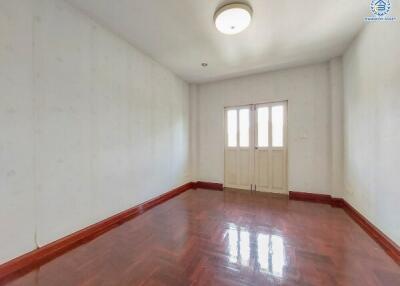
<box><xmin>2</xmin><ymin>188</ymin><xmax>400</xmax><ymax>286</ymax></box>
<box><xmin>226</xmin><ymin>223</ymin><xmax>285</xmax><ymax>277</ymax></box>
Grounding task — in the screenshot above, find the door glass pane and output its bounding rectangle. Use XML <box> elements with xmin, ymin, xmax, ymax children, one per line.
<box><xmin>227</xmin><ymin>110</ymin><xmax>237</xmax><ymax>147</ymax></box>
<box><xmin>239</xmin><ymin>109</ymin><xmax>249</xmax><ymax>147</ymax></box>
<box><xmin>257</xmin><ymin>107</ymin><xmax>269</xmax><ymax>147</ymax></box>
<box><xmin>272</xmin><ymin>105</ymin><xmax>284</xmax><ymax>147</ymax></box>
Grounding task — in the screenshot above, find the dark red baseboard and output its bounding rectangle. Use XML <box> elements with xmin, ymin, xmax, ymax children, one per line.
<box><xmin>0</xmin><ymin>182</ymin><xmax>195</xmax><ymax>283</ymax></box>
<box><xmin>289</xmin><ymin>191</ymin><xmax>400</xmax><ymax>265</ymax></box>
<box><xmin>193</xmin><ymin>181</ymin><xmax>223</xmax><ymax>191</ymax></box>
<box><xmin>341</xmin><ymin>199</ymin><xmax>400</xmax><ymax>265</ymax></box>
<box><xmin>289</xmin><ymin>191</ymin><xmax>332</xmax><ymax>204</ymax></box>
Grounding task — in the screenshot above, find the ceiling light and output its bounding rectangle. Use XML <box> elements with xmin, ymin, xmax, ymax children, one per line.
<box><xmin>214</xmin><ymin>3</ymin><xmax>252</xmax><ymax>35</ymax></box>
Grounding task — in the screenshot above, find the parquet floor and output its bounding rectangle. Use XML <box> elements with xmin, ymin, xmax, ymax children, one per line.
<box><xmin>2</xmin><ymin>188</ymin><xmax>400</xmax><ymax>286</ymax></box>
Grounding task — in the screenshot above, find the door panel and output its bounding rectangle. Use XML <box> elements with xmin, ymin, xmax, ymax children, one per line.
<box><xmin>255</xmin><ymin>102</ymin><xmax>287</xmax><ymax>194</ymax></box>
<box><xmin>225</xmin><ymin>150</ymin><xmax>237</xmax><ymax>186</ymax></box>
<box><xmin>239</xmin><ymin>150</ymin><xmax>251</xmax><ymax>186</ymax></box>
<box><xmin>272</xmin><ymin>150</ymin><xmax>285</xmax><ymax>190</ymax></box>
<box><xmin>255</xmin><ymin>149</ymin><xmax>269</xmax><ymax>189</ymax></box>
<box><xmin>224</xmin><ymin>106</ymin><xmax>253</xmax><ymax>190</ymax></box>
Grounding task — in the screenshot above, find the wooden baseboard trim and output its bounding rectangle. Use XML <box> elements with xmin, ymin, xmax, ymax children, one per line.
<box><xmin>289</xmin><ymin>191</ymin><xmax>332</xmax><ymax>204</ymax></box>
<box><xmin>0</xmin><ymin>182</ymin><xmax>194</xmax><ymax>283</ymax></box>
<box><xmin>341</xmin><ymin>200</ymin><xmax>400</xmax><ymax>265</ymax></box>
<box><xmin>289</xmin><ymin>191</ymin><xmax>400</xmax><ymax>265</ymax></box>
<box><xmin>193</xmin><ymin>181</ymin><xmax>223</xmax><ymax>191</ymax></box>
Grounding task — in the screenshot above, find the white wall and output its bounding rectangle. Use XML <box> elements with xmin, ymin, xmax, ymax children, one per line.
<box><xmin>329</xmin><ymin>58</ymin><xmax>345</xmax><ymax>198</ymax></box>
<box><xmin>0</xmin><ymin>0</ymin><xmax>36</xmax><ymax>264</ymax></box>
<box><xmin>189</xmin><ymin>84</ymin><xmax>199</xmax><ymax>180</ymax></box>
<box><xmin>192</xmin><ymin>62</ymin><xmax>344</xmax><ymax>196</ymax></box>
<box><xmin>0</xmin><ymin>0</ymin><xmax>190</xmax><ymax>264</ymax></box>
<box><xmin>343</xmin><ymin>19</ymin><xmax>400</xmax><ymax>245</ymax></box>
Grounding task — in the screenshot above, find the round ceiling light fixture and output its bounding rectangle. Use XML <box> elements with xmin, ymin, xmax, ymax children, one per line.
<box><xmin>214</xmin><ymin>3</ymin><xmax>253</xmax><ymax>35</ymax></box>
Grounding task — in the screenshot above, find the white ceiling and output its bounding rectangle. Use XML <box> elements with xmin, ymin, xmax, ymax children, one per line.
<box><xmin>66</xmin><ymin>0</ymin><xmax>368</xmax><ymax>83</ymax></box>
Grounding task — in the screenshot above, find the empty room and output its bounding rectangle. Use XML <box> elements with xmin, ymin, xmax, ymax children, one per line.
<box><xmin>0</xmin><ymin>0</ymin><xmax>399</xmax><ymax>285</ymax></box>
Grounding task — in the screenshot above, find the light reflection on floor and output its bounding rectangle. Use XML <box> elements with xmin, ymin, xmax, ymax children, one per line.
<box><xmin>225</xmin><ymin>223</ymin><xmax>286</xmax><ymax>277</ymax></box>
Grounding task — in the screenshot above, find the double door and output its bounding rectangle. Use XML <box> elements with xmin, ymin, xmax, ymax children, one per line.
<box><xmin>224</xmin><ymin>101</ymin><xmax>287</xmax><ymax>193</ymax></box>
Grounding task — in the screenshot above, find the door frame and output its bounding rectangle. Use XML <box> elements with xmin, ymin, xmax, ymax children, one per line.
<box><xmin>223</xmin><ymin>100</ymin><xmax>289</xmax><ymax>193</ymax></box>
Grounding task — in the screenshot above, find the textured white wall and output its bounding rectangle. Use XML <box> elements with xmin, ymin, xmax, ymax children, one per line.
<box><xmin>193</xmin><ymin>63</ymin><xmax>343</xmax><ymax>195</ymax></box>
<box><xmin>343</xmin><ymin>20</ymin><xmax>400</xmax><ymax>245</ymax></box>
<box><xmin>329</xmin><ymin>58</ymin><xmax>345</xmax><ymax>198</ymax></box>
<box><xmin>0</xmin><ymin>0</ymin><xmax>36</xmax><ymax>263</ymax></box>
<box><xmin>0</xmin><ymin>0</ymin><xmax>190</xmax><ymax>263</ymax></box>
<box><xmin>189</xmin><ymin>84</ymin><xmax>199</xmax><ymax>180</ymax></box>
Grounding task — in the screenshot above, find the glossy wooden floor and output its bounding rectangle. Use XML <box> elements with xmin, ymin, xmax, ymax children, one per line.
<box><xmin>2</xmin><ymin>189</ymin><xmax>399</xmax><ymax>286</ymax></box>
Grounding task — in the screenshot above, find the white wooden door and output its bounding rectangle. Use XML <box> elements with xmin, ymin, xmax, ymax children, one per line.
<box><xmin>224</xmin><ymin>106</ymin><xmax>254</xmax><ymax>190</ymax></box>
<box><xmin>224</xmin><ymin>102</ymin><xmax>287</xmax><ymax>194</ymax></box>
<box><xmin>254</xmin><ymin>102</ymin><xmax>287</xmax><ymax>193</ymax></box>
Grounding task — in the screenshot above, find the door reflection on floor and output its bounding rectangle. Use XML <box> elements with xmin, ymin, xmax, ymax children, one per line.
<box><xmin>225</xmin><ymin>223</ymin><xmax>286</xmax><ymax>277</ymax></box>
